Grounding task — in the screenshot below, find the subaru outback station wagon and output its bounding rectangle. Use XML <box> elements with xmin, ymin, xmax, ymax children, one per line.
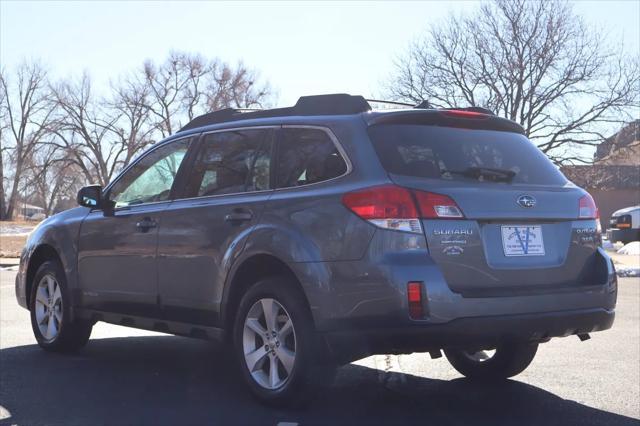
<box><xmin>15</xmin><ymin>94</ymin><xmax>616</xmax><ymax>405</ymax></box>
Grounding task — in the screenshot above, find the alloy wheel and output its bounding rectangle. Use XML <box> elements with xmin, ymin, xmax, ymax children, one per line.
<box><xmin>242</xmin><ymin>298</ymin><xmax>297</xmax><ymax>390</ymax></box>
<box><xmin>34</xmin><ymin>274</ymin><xmax>63</xmax><ymax>342</ymax></box>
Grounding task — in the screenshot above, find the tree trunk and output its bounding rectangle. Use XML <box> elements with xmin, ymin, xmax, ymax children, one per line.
<box><xmin>5</xmin><ymin>157</ymin><xmax>23</xmax><ymax>220</ymax></box>
<box><xmin>0</xmin><ymin>153</ymin><xmax>5</xmax><ymax>220</ymax></box>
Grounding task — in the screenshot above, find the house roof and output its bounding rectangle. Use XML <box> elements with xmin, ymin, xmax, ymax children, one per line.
<box><xmin>595</xmin><ymin>120</ymin><xmax>640</xmax><ymax>162</ymax></box>
<box><xmin>562</xmin><ymin>165</ymin><xmax>640</xmax><ymax>190</ymax></box>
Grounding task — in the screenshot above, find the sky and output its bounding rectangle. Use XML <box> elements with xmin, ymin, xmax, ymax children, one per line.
<box><xmin>1</xmin><ymin>0</ymin><xmax>639</xmax><ymax>107</ymax></box>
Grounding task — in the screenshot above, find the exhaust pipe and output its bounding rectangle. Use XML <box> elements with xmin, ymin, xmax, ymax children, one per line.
<box><xmin>577</xmin><ymin>333</ymin><xmax>591</xmax><ymax>341</ymax></box>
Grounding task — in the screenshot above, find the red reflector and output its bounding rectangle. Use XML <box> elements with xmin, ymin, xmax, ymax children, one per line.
<box><xmin>407</xmin><ymin>282</ymin><xmax>424</xmax><ymax>320</ymax></box>
<box><xmin>342</xmin><ymin>185</ymin><xmax>417</xmax><ymax>219</ymax></box>
<box><xmin>441</xmin><ymin>110</ymin><xmax>488</xmax><ymax>119</ymax></box>
<box><xmin>579</xmin><ymin>194</ymin><xmax>599</xmax><ymax>219</ymax></box>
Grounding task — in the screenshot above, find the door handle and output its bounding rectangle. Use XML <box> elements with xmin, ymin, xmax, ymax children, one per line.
<box><xmin>136</xmin><ymin>217</ymin><xmax>157</xmax><ymax>232</ymax></box>
<box><xmin>224</xmin><ymin>210</ymin><xmax>253</xmax><ymax>223</ymax></box>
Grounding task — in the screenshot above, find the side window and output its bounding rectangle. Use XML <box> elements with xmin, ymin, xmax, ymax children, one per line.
<box><xmin>276</xmin><ymin>128</ymin><xmax>348</xmax><ymax>188</ymax></box>
<box><xmin>184</xmin><ymin>129</ymin><xmax>272</xmax><ymax>198</ymax></box>
<box><xmin>109</xmin><ymin>138</ymin><xmax>190</xmax><ymax>208</ymax></box>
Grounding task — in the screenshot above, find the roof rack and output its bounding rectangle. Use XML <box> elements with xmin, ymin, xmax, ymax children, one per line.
<box><xmin>178</xmin><ymin>94</ymin><xmax>497</xmax><ymax>133</ymax></box>
<box><xmin>178</xmin><ymin>94</ymin><xmax>371</xmax><ymax>132</ymax></box>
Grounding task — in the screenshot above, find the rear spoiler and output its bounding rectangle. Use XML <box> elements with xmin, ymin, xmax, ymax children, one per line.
<box><xmin>365</xmin><ymin>109</ymin><xmax>525</xmax><ymax>135</ymax></box>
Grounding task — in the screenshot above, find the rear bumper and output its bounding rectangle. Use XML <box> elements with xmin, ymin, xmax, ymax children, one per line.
<box><xmin>323</xmin><ymin>307</ymin><xmax>615</xmax><ymax>362</ymax></box>
<box><xmin>608</xmin><ymin>228</ymin><xmax>639</xmax><ymax>243</ymax></box>
<box><xmin>301</xmin><ymin>243</ymin><xmax>617</xmax><ymax>330</ymax></box>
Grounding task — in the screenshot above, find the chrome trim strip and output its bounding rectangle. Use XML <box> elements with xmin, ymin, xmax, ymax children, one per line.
<box><xmin>169</xmin><ymin>189</ymin><xmax>274</xmax><ymax>204</ymax></box>
<box><xmin>200</xmin><ymin>125</ymin><xmax>280</xmax><ymax>136</ymax></box>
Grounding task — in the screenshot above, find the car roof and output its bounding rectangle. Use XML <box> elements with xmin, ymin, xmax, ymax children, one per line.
<box><xmin>175</xmin><ymin>93</ymin><xmax>525</xmax><ymax>136</ymax></box>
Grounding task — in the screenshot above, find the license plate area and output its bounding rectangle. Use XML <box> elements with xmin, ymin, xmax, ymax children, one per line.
<box><xmin>501</xmin><ymin>225</ymin><xmax>545</xmax><ymax>256</ymax></box>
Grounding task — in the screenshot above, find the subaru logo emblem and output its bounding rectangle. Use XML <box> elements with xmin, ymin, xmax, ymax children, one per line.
<box><xmin>517</xmin><ymin>195</ymin><xmax>536</xmax><ymax>208</ymax></box>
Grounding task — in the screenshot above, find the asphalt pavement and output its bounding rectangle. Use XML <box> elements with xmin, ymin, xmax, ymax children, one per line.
<box><xmin>1</xmin><ymin>269</ymin><xmax>638</xmax><ymax>426</ymax></box>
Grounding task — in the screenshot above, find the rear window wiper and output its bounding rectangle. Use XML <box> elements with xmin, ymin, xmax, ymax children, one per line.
<box><xmin>442</xmin><ymin>167</ymin><xmax>516</xmax><ymax>182</ymax></box>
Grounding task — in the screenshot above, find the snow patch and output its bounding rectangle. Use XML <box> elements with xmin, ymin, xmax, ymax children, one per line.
<box><xmin>617</xmin><ymin>241</ymin><xmax>640</xmax><ymax>256</ymax></box>
<box><xmin>0</xmin><ymin>224</ymin><xmax>34</xmax><ymax>236</ymax></box>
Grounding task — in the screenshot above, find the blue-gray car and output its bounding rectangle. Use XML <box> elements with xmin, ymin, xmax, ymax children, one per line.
<box><xmin>15</xmin><ymin>94</ymin><xmax>617</xmax><ymax>405</ymax></box>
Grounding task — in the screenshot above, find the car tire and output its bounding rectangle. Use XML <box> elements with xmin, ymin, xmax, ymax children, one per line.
<box><xmin>233</xmin><ymin>275</ymin><xmax>334</xmax><ymax>406</ymax></box>
<box><xmin>29</xmin><ymin>260</ymin><xmax>93</xmax><ymax>353</ymax></box>
<box><xmin>444</xmin><ymin>341</ymin><xmax>538</xmax><ymax>381</ymax></box>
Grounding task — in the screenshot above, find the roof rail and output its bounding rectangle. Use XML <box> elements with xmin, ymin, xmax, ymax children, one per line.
<box><xmin>178</xmin><ymin>94</ymin><xmax>371</xmax><ymax>132</ymax></box>
<box><xmin>366</xmin><ymin>99</ymin><xmax>415</xmax><ymax>109</ymax></box>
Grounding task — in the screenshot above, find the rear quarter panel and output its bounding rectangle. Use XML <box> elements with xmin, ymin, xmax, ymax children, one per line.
<box><xmin>223</xmin><ymin>116</ymin><xmax>391</xmax><ymax>324</ymax></box>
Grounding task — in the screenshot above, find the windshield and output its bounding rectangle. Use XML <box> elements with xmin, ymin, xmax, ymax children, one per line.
<box><xmin>368</xmin><ymin>124</ymin><xmax>567</xmax><ymax>185</ymax></box>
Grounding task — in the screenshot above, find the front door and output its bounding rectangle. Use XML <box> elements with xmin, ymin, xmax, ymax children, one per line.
<box><xmin>77</xmin><ymin>138</ymin><xmax>192</xmax><ymax>317</ymax></box>
<box><xmin>157</xmin><ymin>127</ymin><xmax>275</xmax><ymax>326</ymax></box>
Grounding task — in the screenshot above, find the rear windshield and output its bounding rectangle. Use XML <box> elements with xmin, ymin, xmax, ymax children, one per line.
<box><xmin>368</xmin><ymin>124</ymin><xmax>566</xmax><ymax>185</ymax></box>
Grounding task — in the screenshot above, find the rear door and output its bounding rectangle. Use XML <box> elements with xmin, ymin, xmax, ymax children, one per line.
<box><xmin>368</xmin><ymin>123</ymin><xmax>601</xmax><ymax>296</ymax></box>
<box><xmin>156</xmin><ymin>127</ymin><xmax>275</xmax><ymax>326</ymax></box>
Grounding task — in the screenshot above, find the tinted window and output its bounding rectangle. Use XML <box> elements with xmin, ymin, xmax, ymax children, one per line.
<box><xmin>185</xmin><ymin>129</ymin><xmax>272</xmax><ymax>197</ymax></box>
<box><xmin>276</xmin><ymin>128</ymin><xmax>348</xmax><ymax>188</ymax></box>
<box><xmin>368</xmin><ymin>125</ymin><xmax>566</xmax><ymax>185</ymax></box>
<box><xmin>109</xmin><ymin>138</ymin><xmax>190</xmax><ymax>207</ymax></box>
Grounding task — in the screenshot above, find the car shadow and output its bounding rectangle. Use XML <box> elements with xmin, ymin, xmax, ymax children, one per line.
<box><xmin>0</xmin><ymin>335</ymin><xmax>637</xmax><ymax>426</ymax></box>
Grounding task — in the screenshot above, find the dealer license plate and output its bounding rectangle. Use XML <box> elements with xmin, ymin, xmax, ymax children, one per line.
<box><xmin>501</xmin><ymin>225</ymin><xmax>545</xmax><ymax>256</ymax></box>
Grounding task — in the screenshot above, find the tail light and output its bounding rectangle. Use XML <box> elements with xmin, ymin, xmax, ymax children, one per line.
<box><xmin>407</xmin><ymin>281</ymin><xmax>424</xmax><ymax>320</ymax></box>
<box><xmin>441</xmin><ymin>110</ymin><xmax>488</xmax><ymax>119</ymax></box>
<box><xmin>579</xmin><ymin>194</ymin><xmax>599</xmax><ymax>219</ymax></box>
<box><xmin>342</xmin><ymin>185</ymin><xmax>464</xmax><ymax>233</ymax></box>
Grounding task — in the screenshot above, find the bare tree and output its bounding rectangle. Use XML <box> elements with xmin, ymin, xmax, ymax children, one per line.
<box><xmin>387</xmin><ymin>0</ymin><xmax>640</xmax><ymax>164</ymax></box>
<box><xmin>50</xmin><ymin>74</ymin><xmax>120</xmax><ymax>186</ymax></box>
<box><xmin>51</xmin><ymin>73</ymin><xmax>156</xmax><ymax>187</ymax></box>
<box><xmin>23</xmin><ymin>144</ymin><xmax>80</xmax><ymax>216</ymax></box>
<box><xmin>0</xmin><ymin>62</ymin><xmax>57</xmax><ymax>220</ymax></box>
<box><xmin>108</xmin><ymin>76</ymin><xmax>156</xmax><ymax>166</ymax></box>
<box><xmin>204</xmin><ymin>60</ymin><xmax>270</xmax><ymax>112</ymax></box>
<box><xmin>142</xmin><ymin>51</ymin><xmax>272</xmax><ymax>137</ymax></box>
<box><xmin>0</xmin><ymin>52</ymin><xmax>273</xmax><ymax>219</ymax></box>
<box><xmin>0</xmin><ymin>70</ymin><xmax>8</xmax><ymax>219</ymax></box>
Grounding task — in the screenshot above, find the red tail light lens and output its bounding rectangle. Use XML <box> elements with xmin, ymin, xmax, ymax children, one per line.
<box><xmin>342</xmin><ymin>185</ymin><xmax>465</xmax><ymax>233</ymax></box>
<box><xmin>342</xmin><ymin>185</ymin><xmax>417</xmax><ymax>219</ymax></box>
<box><xmin>407</xmin><ymin>281</ymin><xmax>424</xmax><ymax>320</ymax></box>
<box><xmin>414</xmin><ymin>191</ymin><xmax>464</xmax><ymax>219</ymax></box>
<box><xmin>579</xmin><ymin>194</ymin><xmax>599</xmax><ymax>219</ymax></box>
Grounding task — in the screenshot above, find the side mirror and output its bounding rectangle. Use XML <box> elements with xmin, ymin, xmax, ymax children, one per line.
<box><xmin>77</xmin><ymin>185</ymin><xmax>103</xmax><ymax>208</ymax></box>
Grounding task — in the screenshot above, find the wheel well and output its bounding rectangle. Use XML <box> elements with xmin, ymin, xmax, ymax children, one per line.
<box><xmin>223</xmin><ymin>254</ymin><xmax>310</xmax><ymax>339</ymax></box>
<box><xmin>25</xmin><ymin>244</ymin><xmax>62</xmax><ymax>308</ymax></box>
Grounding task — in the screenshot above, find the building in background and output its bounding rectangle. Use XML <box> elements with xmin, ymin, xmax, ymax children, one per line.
<box><xmin>562</xmin><ymin>120</ymin><xmax>640</xmax><ymax>230</ymax></box>
<box><xmin>20</xmin><ymin>203</ymin><xmax>46</xmax><ymax>221</ymax></box>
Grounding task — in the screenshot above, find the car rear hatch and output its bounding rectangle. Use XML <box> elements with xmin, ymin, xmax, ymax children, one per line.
<box><xmin>367</xmin><ymin>112</ymin><xmax>602</xmax><ymax>296</ymax></box>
